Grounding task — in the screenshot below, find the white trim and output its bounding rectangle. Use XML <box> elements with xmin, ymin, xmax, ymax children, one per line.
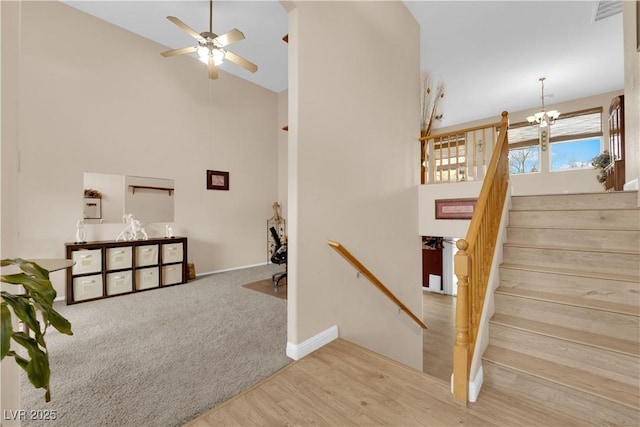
<box><xmin>286</xmin><ymin>325</ymin><xmax>339</xmax><ymax>360</ymax></box>
<box><xmin>195</xmin><ymin>261</ymin><xmax>268</xmax><ymax>277</ymax></box>
<box><xmin>54</xmin><ymin>296</ymin><xmax>65</xmax><ymax>302</ymax></box>
<box><xmin>450</xmin><ymin>365</ymin><xmax>483</xmax><ymax>403</ymax></box>
<box><xmin>623</xmin><ymin>178</ymin><xmax>639</xmax><ymax>191</ymax></box>
<box><xmin>468</xmin><ymin>365</ymin><xmax>483</xmax><ymax>403</ymax></box>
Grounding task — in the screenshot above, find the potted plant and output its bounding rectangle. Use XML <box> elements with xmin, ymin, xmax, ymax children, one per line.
<box><xmin>591</xmin><ymin>151</ymin><xmax>611</xmax><ymax>187</ymax></box>
<box><xmin>1</xmin><ymin>258</ymin><xmax>73</xmax><ymax>402</ymax></box>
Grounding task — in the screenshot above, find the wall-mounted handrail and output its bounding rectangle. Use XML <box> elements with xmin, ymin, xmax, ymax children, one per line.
<box><xmin>327</xmin><ymin>240</ymin><xmax>427</xmax><ymax>329</ymax></box>
<box><xmin>452</xmin><ymin>111</ymin><xmax>510</xmax><ymax>404</ymax></box>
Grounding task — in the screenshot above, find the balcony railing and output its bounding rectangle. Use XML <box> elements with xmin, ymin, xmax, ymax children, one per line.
<box><xmin>420</xmin><ymin>118</ymin><xmax>504</xmax><ymax>185</ymax></box>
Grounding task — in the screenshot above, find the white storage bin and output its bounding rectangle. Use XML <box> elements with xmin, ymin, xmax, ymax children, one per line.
<box><xmin>162</xmin><ymin>265</ymin><xmax>183</xmax><ymax>286</ymax></box>
<box><xmin>106</xmin><ymin>271</ymin><xmax>133</xmax><ymax>295</ymax></box>
<box><xmin>73</xmin><ymin>274</ymin><xmax>103</xmax><ymax>301</ymax></box>
<box><xmin>136</xmin><ymin>267</ymin><xmax>159</xmax><ymax>290</ymax></box>
<box><xmin>71</xmin><ymin>249</ymin><xmax>102</xmax><ymax>275</ymax></box>
<box><xmin>162</xmin><ymin>242</ymin><xmax>184</xmax><ymax>264</ymax></box>
<box><xmin>106</xmin><ymin>247</ymin><xmax>132</xmax><ymax>270</ymax></box>
<box><xmin>136</xmin><ymin>245</ymin><xmax>158</xmax><ymax>267</ymax></box>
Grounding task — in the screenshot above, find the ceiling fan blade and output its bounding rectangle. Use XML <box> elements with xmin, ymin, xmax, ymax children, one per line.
<box><xmin>214</xmin><ymin>28</ymin><xmax>245</xmax><ymax>48</ymax></box>
<box><xmin>224</xmin><ymin>51</ymin><xmax>258</xmax><ymax>73</ymax></box>
<box><xmin>160</xmin><ymin>46</ymin><xmax>197</xmax><ymax>58</ymax></box>
<box><xmin>167</xmin><ymin>16</ymin><xmax>202</xmax><ymax>40</ymax></box>
<box><xmin>208</xmin><ymin>56</ymin><xmax>219</xmax><ymax>80</ymax></box>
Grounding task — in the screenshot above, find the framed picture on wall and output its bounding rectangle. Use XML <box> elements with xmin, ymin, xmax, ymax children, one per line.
<box><xmin>435</xmin><ymin>198</ymin><xmax>477</xmax><ymax>220</ymax></box>
<box><xmin>206</xmin><ymin>170</ymin><xmax>229</xmax><ymax>191</ymax></box>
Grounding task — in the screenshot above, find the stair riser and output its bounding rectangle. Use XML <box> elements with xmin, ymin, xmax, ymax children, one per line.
<box><xmin>511</xmin><ymin>192</ymin><xmax>639</xmax><ymax>211</ymax></box>
<box><xmin>494</xmin><ymin>293</ymin><xmax>639</xmax><ymax>342</ymax></box>
<box><xmin>483</xmin><ymin>361</ymin><xmax>640</xmax><ymax>426</ymax></box>
<box><xmin>509</xmin><ymin>210</ymin><xmax>640</xmax><ymax>230</ymax></box>
<box><xmin>499</xmin><ymin>267</ymin><xmax>640</xmax><ymax>307</ymax></box>
<box><xmin>503</xmin><ymin>246</ymin><xmax>640</xmax><ymax>277</ymax></box>
<box><xmin>489</xmin><ymin>324</ymin><xmax>639</xmax><ymax>386</ymax></box>
<box><xmin>507</xmin><ymin>227</ymin><xmax>640</xmax><ymax>252</ymax></box>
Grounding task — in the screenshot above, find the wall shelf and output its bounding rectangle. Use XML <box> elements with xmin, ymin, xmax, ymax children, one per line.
<box><xmin>129</xmin><ymin>185</ymin><xmax>174</xmax><ymax>195</ymax></box>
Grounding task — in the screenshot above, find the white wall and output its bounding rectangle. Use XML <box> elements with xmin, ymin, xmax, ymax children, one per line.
<box><xmin>1</xmin><ymin>2</ymin><xmax>23</xmax><ymax>423</ymax></box>
<box><xmin>2</xmin><ymin>1</ymin><xmax>279</xmax><ymax>297</ymax></box>
<box><xmin>622</xmin><ymin>1</ymin><xmax>639</xmax><ymax>196</ymax></box>
<box><xmin>277</xmin><ymin>90</ymin><xmax>288</xmax><ymax>224</ymax></box>
<box><xmin>288</xmin><ymin>1</ymin><xmax>423</xmax><ymax>369</ymax></box>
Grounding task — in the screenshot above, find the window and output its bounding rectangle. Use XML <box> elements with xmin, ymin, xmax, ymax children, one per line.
<box><xmin>550</xmin><ymin>137</ymin><xmax>601</xmax><ymax>171</ymax></box>
<box><xmin>507</xmin><ymin>107</ymin><xmax>603</xmax><ymax>174</ymax></box>
<box><xmin>509</xmin><ymin>146</ymin><xmax>539</xmax><ymax>174</ymax></box>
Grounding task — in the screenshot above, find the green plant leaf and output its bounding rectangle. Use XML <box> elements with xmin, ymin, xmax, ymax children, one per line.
<box><xmin>16</xmin><ymin>259</ymin><xmax>50</xmax><ymax>281</ymax></box>
<box><xmin>1</xmin><ymin>273</ymin><xmax>56</xmax><ymax>306</ymax></box>
<box><xmin>12</xmin><ymin>332</ymin><xmax>50</xmax><ymax>389</ymax></box>
<box><xmin>1</xmin><ymin>303</ymin><xmax>11</xmax><ymax>359</ymax></box>
<box><xmin>47</xmin><ymin>308</ymin><xmax>73</xmax><ymax>336</ymax></box>
<box><xmin>1</xmin><ymin>292</ymin><xmax>41</xmax><ymax>336</ymax></box>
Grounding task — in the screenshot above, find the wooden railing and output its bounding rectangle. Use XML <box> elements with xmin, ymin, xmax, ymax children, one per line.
<box><xmin>452</xmin><ymin>111</ymin><xmax>510</xmax><ymax>404</ymax></box>
<box><xmin>420</xmin><ymin>120</ymin><xmax>503</xmax><ymax>185</ymax></box>
<box><xmin>327</xmin><ymin>240</ymin><xmax>427</xmax><ymax>329</ymax></box>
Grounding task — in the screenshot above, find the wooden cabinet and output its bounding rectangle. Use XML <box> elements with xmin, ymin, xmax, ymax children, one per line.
<box><xmin>605</xmin><ymin>95</ymin><xmax>625</xmax><ymax>191</ymax></box>
<box><xmin>65</xmin><ymin>237</ymin><xmax>188</xmax><ymax>304</ymax></box>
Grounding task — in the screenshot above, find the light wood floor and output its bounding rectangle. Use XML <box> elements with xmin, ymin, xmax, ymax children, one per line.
<box><xmin>422</xmin><ymin>291</ymin><xmax>456</xmax><ymax>382</ymax></box>
<box><xmin>185</xmin><ymin>291</ymin><xmax>589</xmax><ymax>426</ymax></box>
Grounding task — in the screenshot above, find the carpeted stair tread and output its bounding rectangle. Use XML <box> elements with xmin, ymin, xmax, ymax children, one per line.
<box><xmin>495</xmin><ymin>286</ymin><xmax>640</xmax><ymax>316</ymax></box>
<box><xmin>500</xmin><ymin>262</ymin><xmax>639</xmax><ymax>283</ymax></box>
<box><xmin>483</xmin><ymin>346</ymin><xmax>640</xmax><ymax>410</ymax></box>
<box><xmin>490</xmin><ymin>313</ymin><xmax>640</xmax><ymax>357</ymax></box>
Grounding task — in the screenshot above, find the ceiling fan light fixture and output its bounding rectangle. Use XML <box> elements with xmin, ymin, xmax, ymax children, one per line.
<box><xmin>197</xmin><ymin>45</ymin><xmax>210</xmax><ymax>60</ymax></box>
<box><xmin>212</xmin><ymin>48</ymin><xmax>225</xmax><ymax>65</ymax></box>
<box><xmin>197</xmin><ymin>46</ymin><xmax>225</xmax><ymax>66</ymax></box>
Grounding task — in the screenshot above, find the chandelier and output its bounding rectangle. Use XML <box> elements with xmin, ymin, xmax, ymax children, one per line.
<box><xmin>527</xmin><ymin>77</ymin><xmax>560</xmax><ymax>151</ymax></box>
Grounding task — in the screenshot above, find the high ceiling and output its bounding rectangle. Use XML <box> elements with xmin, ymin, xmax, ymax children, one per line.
<box><xmin>61</xmin><ymin>1</ymin><xmax>624</xmax><ymax>127</ymax></box>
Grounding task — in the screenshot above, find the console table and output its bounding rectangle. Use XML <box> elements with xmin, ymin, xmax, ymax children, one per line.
<box><xmin>65</xmin><ymin>237</ymin><xmax>188</xmax><ymax>304</ymax></box>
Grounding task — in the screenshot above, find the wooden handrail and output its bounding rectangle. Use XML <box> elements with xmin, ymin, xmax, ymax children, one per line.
<box><xmin>452</xmin><ymin>111</ymin><xmax>510</xmax><ymax>404</ymax></box>
<box><xmin>420</xmin><ymin>120</ymin><xmax>502</xmax><ymax>141</ymax></box>
<box><xmin>327</xmin><ymin>240</ymin><xmax>427</xmax><ymax>329</ymax></box>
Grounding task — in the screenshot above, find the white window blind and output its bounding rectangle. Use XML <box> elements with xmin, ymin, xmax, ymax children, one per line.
<box><xmin>507</xmin><ymin>107</ymin><xmax>603</xmax><ymax>148</ymax></box>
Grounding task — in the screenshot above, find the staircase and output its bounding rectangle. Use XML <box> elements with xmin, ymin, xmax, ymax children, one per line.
<box><xmin>483</xmin><ymin>191</ymin><xmax>640</xmax><ymax>426</ymax></box>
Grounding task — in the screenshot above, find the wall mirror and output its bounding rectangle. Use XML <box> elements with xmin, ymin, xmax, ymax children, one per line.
<box><xmin>83</xmin><ymin>172</ymin><xmax>175</xmax><ymax>224</ymax></box>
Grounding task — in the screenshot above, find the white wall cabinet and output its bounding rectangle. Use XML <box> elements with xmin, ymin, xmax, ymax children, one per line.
<box><xmin>65</xmin><ymin>237</ymin><xmax>188</xmax><ymax>304</ymax></box>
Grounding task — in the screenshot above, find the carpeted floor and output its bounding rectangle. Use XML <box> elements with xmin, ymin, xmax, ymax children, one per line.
<box><xmin>19</xmin><ymin>264</ymin><xmax>290</xmax><ymax>427</ymax></box>
<box><xmin>242</xmin><ymin>278</ymin><xmax>287</xmax><ymax>300</ymax></box>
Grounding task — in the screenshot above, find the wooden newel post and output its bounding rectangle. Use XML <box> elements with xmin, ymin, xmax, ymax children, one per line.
<box><xmin>453</xmin><ymin>238</ymin><xmax>470</xmax><ymax>404</ymax></box>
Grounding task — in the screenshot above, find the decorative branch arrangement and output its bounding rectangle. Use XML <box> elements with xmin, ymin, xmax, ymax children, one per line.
<box><xmin>420</xmin><ymin>72</ymin><xmax>445</xmax><ymax>135</ymax></box>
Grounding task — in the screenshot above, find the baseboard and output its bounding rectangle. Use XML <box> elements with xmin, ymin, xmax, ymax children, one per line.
<box><xmin>286</xmin><ymin>325</ymin><xmax>339</xmax><ymax>360</ymax></box>
<box><xmin>623</xmin><ymin>179</ymin><xmax>639</xmax><ymax>191</ymax></box>
<box><xmin>469</xmin><ymin>365</ymin><xmax>483</xmax><ymax>403</ymax></box>
<box><xmin>422</xmin><ymin>286</ymin><xmax>444</xmax><ymax>294</ymax></box>
<box><xmin>195</xmin><ymin>261</ymin><xmax>268</xmax><ymax>277</ymax></box>
<box><xmin>449</xmin><ymin>365</ymin><xmax>483</xmax><ymax>403</ymax></box>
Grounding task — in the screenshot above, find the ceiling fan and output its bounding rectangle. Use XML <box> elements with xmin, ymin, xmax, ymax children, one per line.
<box><xmin>160</xmin><ymin>0</ymin><xmax>258</xmax><ymax>80</ymax></box>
